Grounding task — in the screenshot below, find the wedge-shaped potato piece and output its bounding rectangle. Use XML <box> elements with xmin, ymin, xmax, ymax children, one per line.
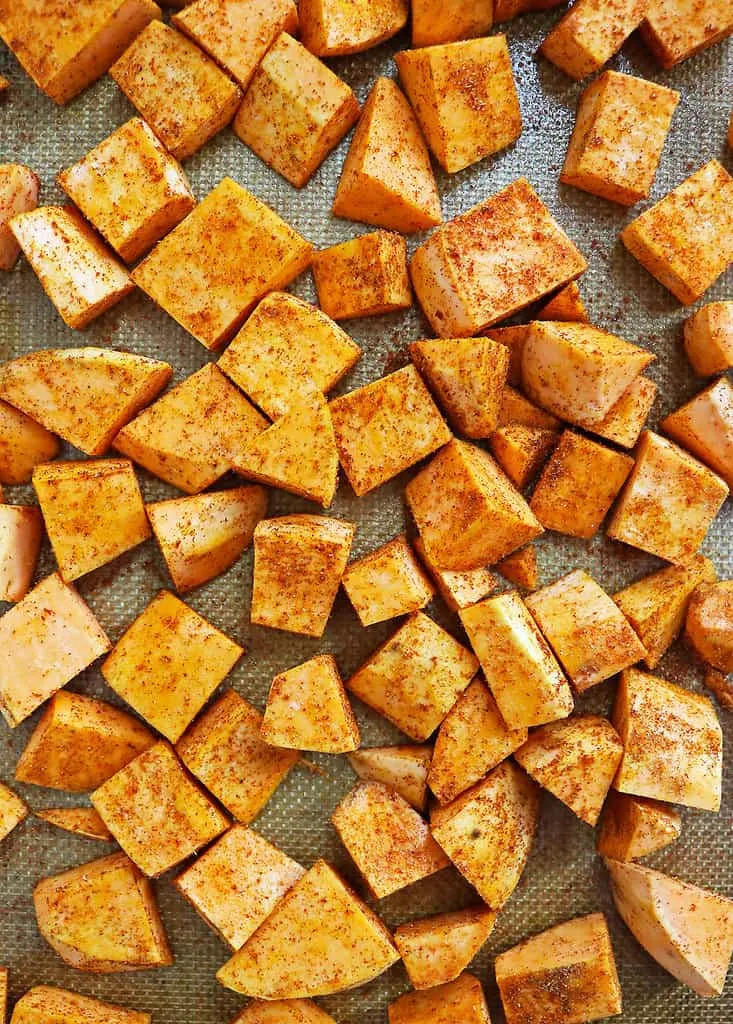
<box><xmin>396</xmin><ymin>36</ymin><xmax>522</xmax><ymax>173</ymax></box>
<box><xmin>607</xmin><ymin>859</ymin><xmax>733</xmax><ymax>996</ymax></box>
<box><xmin>0</xmin><ymin>163</ymin><xmax>39</xmax><ymax>270</ymax></box>
<box><xmin>174</xmin><ymin>824</ymin><xmax>305</xmax><ymax>950</ymax></box>
<box><xmin>11</xmin><ymin>986</ymin><xmax>150</xmax><ymax>1024</ymax></box>
<box><xmin>640</xmin><ymin>0</ymin><xmax>733</xmax><ymax>68</ymax></box>
<box><xmin>522</xmin><ymin>321</ymin><xmax>654</xmax><ymax>426</ymax></box>
<box><xmin>410</xmin><ymin>337</ymin><xmax>508</xmax><ymax>438</ymax></box>
<box><xmin>489</xmin><ymin>424</ymin><xmax>558</xmax><ymax>490</ymax></box>
<box><xmin>621</xmin><ymin>160</ymin><xmax>733</xmax><ymax>305</ymax></box>
<box><xmin>597</xmin><ymin>792</ymin><xmax>681</xmax><ymax>861</ymax></box>
<box><xmin>607</xmin><ymin>430</ymin><xmax>728</xmax><ymax>565</ymax></box>
<box><xmin>497</xmin><ymin>544</ymin><xmax>538</xmax><ymax>591</ymax></box>
<box><xmin>389</xmin><ymin>973</ymin><xmax>490</xmax><ymax>1024</ymax></box>
<box><xmin>540</xmin><ymin>0</ymin><xmax>647</xmax><ymax>80</ymax></box>
<box><xmin>218</xmin><ymin>292</ymin><xmax>361</xmax><ymax>420</ymax></box>
<box><xmin>347</xmin><ymin>611</ymin><xmax>478</xmax><ymax>741</ymax></box>
<box><xmin>0</xmin><ymin>0</ymin><xmax>161</xmax><ymax>104</ymax></box>
<box><xmin>661</xmin><ymin>377</ymin><xmax>733</xmax><ymax>488</ymax></box>
<box><xmin>432</xmin><ymin>761</ymin><xmax>539</xmax><ymax>908</ymax></box>
<box><xmin>347</xmin><ymin>745</ymin><xmax>431</xmax><ymax>812</ymax></box>
<box><xmin>410</xmin><ymin>178</ymin><xmax>586</xmax><ymax>337</ymax></box>
<box><xmin>460</xmin><ymin>592</ymin><xmax>572</xmax><ymax>729</ymax></box>
<box><xmin>313</xmin><ymin>231</ymin><xmax>412</xmax><ymax>321</ymax></box>
<box><xmin>429</xmin><ymin>678</ymin><xmax>528</xmax><ymax>805</ymax></box>
<box><xmin>234</xmin><ymin>32</ymin><xmax>359</xmax><ymax>188</ymax></box>
<box><xmin>0</xmin><ymin>401</ymin><xmax>59</xmax><ymax>485</ymax></box>
<box><xmin>579</xmin><ymin>375</ymin><xmax>657</xmax><ymax>449</ymax></box>
<box><xmin>147</xmin><ymin>485</ymin><xmax>267</xmax><ymax>593</ymax></box>
<box><xmin>496</xmin><ymin>913</ymin><xmax>622</xmax><ymax>1024</ymax></box>
<box><xmin>526</xmin><ymin>570</ymin><xmax>646</xmax><ymax>693</ymax></box>
<box><xmin>685</xmin><ymin>581</ymin><xmax>733</xmax><ymax>673</ymax></box>
<box><xmin>333</xmin><ymin>77</ymin><xmax>441</xmax><ymax>233</ymax></box>
<box><xmin>36</xmin><ymin>808</ymin><xmax>113</xmax><ymax>842</ymax></box>
<box><xmin>330</xmin><ymin>366</ymin><xmax>450</xmax><ymax>496</ymax></box>
<box><xmin>484</xmin><ymin>326</ymin><xmax>528</xmax><ymax>387</ymax></box>
<box><xmin>299</xmin><ymin>0</ymin><xmax>407</xmax><ymax>55</ymax></box>
<box><xmin>536</xmin><ymin>281</ymin><xmax>588</xmax><ymax>322</ymax></box>
<box><xmin>132</xmin><ymin>178</ymin><xmax>312</xmax><ymax>350</ymax></box>
<box><xmin>10</xmin><ymin>206</ymin><xmax>134</xmax><ymax>329</ymax></box>
<box><xmin>102</xmin><ymin>590</ymin><xmax>243</xmax><ymax>743</ymax></box>
<box><xmin>114</xmin><ymin>364</ymin><xmax>267</xmax><ymax>494</ymax></box>
<box><xmin>262</xmin><ymin>654</ymin><xmax>359</xmax><ymax>754</ymax></box>
<box><xmin>332</xmin><ymin>781</ymin><xmax>449</xmax><ymax>898</ymax></box>
<box><xmin>252</xmin><ymin>515</ymin><xmax>354</xmax><ymax>637</ymax></box>
<box><xmin>395</xmin><ymin>907</ymin><xmax>496</xmax><ymax>990</ymax></box>
<box><xmin>0</xmin><ymin>780</ymin><xmax>28</xmax><ymax>844</ymax></box>
<box><xmin>413</xmin><ymin>536</ymin><xmax>498</xmax><ymax>613</ymax></box>
<box><xmin>342</xmin><ymin>535</ymin><xmax>433</xmax><ymax>626</ymax></box>
<box><xmin>0</xmin><ymin>574</ymin><xmax>110</xmax><ymax>728</ymax></box>
<box><xmin>233</xmin><ymin>387</ymin><xmax>338</xmax><ymax>508</ymax></box>
<box><xmin>613</xmin><ymin>555</ymin><xmax>716</xmax><ymax>669</ymax></box>
<box><xmin>497</xmin><ymin>386</ymin><xmax>561</xmax><ymax>431</ymax></box>
<box><xmin>217</xmin><ymin>859</ymin><xmax>399</xmax><ymax>997</ymax></box>
<box><xmin>230</xmin><ymin>1000</ymin><xmax>335</xmax><ymax>1024</ymax></box>
<box><xmin>613</xmin><ymin>667</ymin><xmax>722</xmax><ymax>811</ymax></box>
<box><xmin>683</xmin><ymin>301</ymin><xmax>733</xmax><ymax>377</ymax></box>
<box><xmin>177</xmin><ymin>689</ymin><xmax>298</xmax><ymax>822</ymax></box>
<box><xmin>33</xmin><ymin>459</ymin><xmax>150</xmax><ymax>582</ymax></box>
<box><xmin>406</xmin><ymin>440</ymin><xmax>543</xmax><ymax>571</ymax></box>
<box><xmin>0</xmin><ymin>503</ymin><xmax>42</xmax><ymax>602</ymax></box>
<box><xmin>412</xmin><ymin>1</ymin><xmax>493</xmax><ymax>45</ymax></box>
<box><xmin>173</xmin><ymin>0</ymin><xmax>298</xmax><ymax>89</ymax></box>
<box><xmin>515</xmin><ymin>715</ymin><xmax>623</xmax><ymax>826</ymax></box>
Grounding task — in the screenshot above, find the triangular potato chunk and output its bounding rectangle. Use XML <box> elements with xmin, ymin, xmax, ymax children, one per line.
<box><xmin>0</xmin><ymin>399</ymin><xmax>59</xmax><ymax>484</ymax></box>
<box><xmin>0</xmin><ymin>779</ymin><xmax>28</xmax><ymax>843</ymax></box>
<box><xmin>11</xmin><ymin>986</ymin><xmax>150</xmax><ymax>1024</ymax></box>
<box><xmin>333</xmin><ymin>77</ymin><xmax>441</xmax><ymax>233</ymax></box>
<box><xmin>36</xmin><ymin>807</ymin><xmax>113</xmax><ymax>842</ymax></box>
<box><xmin>497</xmin><ymin>544</ymin><xmax>538</xmax><ymax>590</ymax></box>
<box><xmin>231</xmin><ymin>1000</ymin><xmax>336</xmax><ymax>1024</ymax></box>
<box><xmin>347</xmin><ymin>745</ymin><xmax>432</xmax><ymax>812</ymax></box>
<box><xmin>607</xmin><ymin>859</ymin><xmax>733</xmax><ymax>996</ymax></box>
<box><xmin>262</xmin><ymin>654</ymin><xmax>360</xmax><ymax>754</ymax></box>
<box><xmin>597</xmin><ymin>793</ymin><xmax>681</xmax><ymax>861</ymax></box>
<box><xmin>489</xmin><ymin>424</ymin><xmax>558</xmax><ymax>489</ymax></box>
<box><xmin>233</xmin><ymin>387</ymin><xmax>339</xmax><ymax>507</ymax></box>
<box><xmin>0</xmin><ymin>348</ymin><xmax>172</xmax><ymax>456</ymax></box>
<box><xmin>536</xmin><ymin>281</ymin><xmax>588</xmax><ymax>322</ymax></box>
<box><xmin>394</xmin><ymin>907</ymin><xmax>497</xmax><ymax>990</ymax></box>
<box><xmin>216</xmin><ymin>859</ymin><xmax>399</xmax><ymax>997</ymax></box>
<box><xmin>389</xmin><ymin>972</ymin><xmax>490</xmax><ymax>1024</ymax></box>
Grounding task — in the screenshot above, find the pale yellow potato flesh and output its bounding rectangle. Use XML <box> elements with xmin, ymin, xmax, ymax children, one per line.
<box><xmin>497</xmin><ymin>544</ymin><xmax>538</xmax><ymax>591</ymax></box>
<box><xmin>683</xmin><ymin>301</ymin><xmax>733</xmax><ymax>377</ymax></box>
<box><xmin>11</xmin><ymin>985</ymin><xmax>151</xmax><ymax>1024</ymax></box>
<box><xmin>342</xmin><ymin>534</ymin><xmax>434</xmax><ymax>626</ymax></box>
<box><xmin>388</xmin><ymin>973</ymin><xmax>490</xmax><ymax>1024</ymax></box>
<box><xmin>313</xmin><ymin>231</ymin><xmax>412</xmax><ymax>321</ymax></box>
<box><xmin>299</xmin><ymin>0</ymin><xmax>407</xmax><ymax>56</ymax></box>
<box><xmin>35</xmin><ymin>808</ymin><xmax>113</xmax><ymax>842</ymax></box>
<box><xmin>413</xmin><ymin>0</ymin><xmax>493</xmax><ymax>45</ymax></box>
<box><xmin>0</xmin><ymin>780</ymin><xmax>28</xmax><ymax>844</ymax></box>
<box><xmin>413</xmin><ymin>536</ymin><xmax>498</xmax><ymax>613</ymax></box>
<box><xmin>347</xmin><ymin>745</ymin><xmax>432</xmax><ymax>812</ymax></box>
<box><xmin>489</xmin><ymin>424</ymin><xmax>558</xmax><ymax>490</ymax></box>
<box><xmin>597</xmin><ymin>792</ymin><xmax>681</xmax><ymax>861</ymax></box>
<box><xmin>661</xmin><ymin>376</ymin><xmax>733</xmax><ymax>488</ymax></box>
<box><xmin>394</xmin><ymin>907</ymin><xmax>496</xmax><ymax>990</ymax></box>
<box><xmin>230</xmin><ymin>1000</ymin><xmax>336</xmax><ymax>1024</ymax></box>
<box><xmin>0</xmin><ymin>400</ymin><xmax>59</xmax><ymax>485</ymax></box>
<box><xmin>0</xmin><ymin>503</ymin><xmax>42</xmax><ymax>602</ymax></box>
<box><xmin>640</xmin><ymin>0</ymin><xmax>733</xmax><ymax>68</ymax></box>
<box><xmin>0</xmin><ymin>163</ymin><xmax>39</xmax><ymax>270</ymax></box>
<box><xmin>685</xmin><ymin>580</ymin><xmax>733</xmax><ymax>673</ymax></box>
<box><xmin>540</xmin><ymin>0</ymin><xmax>647</xmax><ymax>80</ymax></box>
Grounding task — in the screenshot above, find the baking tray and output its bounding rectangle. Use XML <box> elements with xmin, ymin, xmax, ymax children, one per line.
<box><xmin>0</xmin><ymin>7</ymin><xmax>731</xmax><ymax>1023</ymax></box>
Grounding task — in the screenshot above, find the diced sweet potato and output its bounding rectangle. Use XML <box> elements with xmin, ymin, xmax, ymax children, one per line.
<box><xmin>540</xmin><ymin>0</ymin><xmax>647</xmax><ymax>80</ymax></box>
<box><xmin>11</xmin><ymin>987</ymin><xmax>150</xmax><ymax>1024</ymax></box>
<box><xmin>347</xmin><ymin>745</ymin><xmax>431</xmax><ymax>812</ymax></box>
<box><xmin>0</xmin><ymin>401</ymin><xmax>59</xmax><ymax>484</ymax></box>
<box><xmin>35</xmin><ymin>808</ymin><xmax>113</xmax><ymax>842</ymax></box>
<box><xmin>497</xmin><ymin>544</ymin><xmax>538</xmax><ymax>591</ymax></box>
<box><xmin>0</xmin><ymin>163</ymin><xmax>39</xmax><ymax>270</ymax></box>
<box><xmin>683</xmin><ymin>301</ymin><xmax>733</xmax><ymax>376</ymax></box>
<box><xmin>497</xmin><ymin>386</ymin><xmax>561</xmax><ymax>432</ymax></box>
<box><xmin>0</xmin><ymin>503</ymin><xmax>42</xmax><ymax>602</ymax></box>
<box><xmin>0</xmin><ymin>781</ymin><xmax>28</xmax><ymax>844</ymax></box>
<box><xmin>579</xmin><ymin>375</ymin><xmax>657</xmax><ymax>449</ymax></box>
<box><xmin>313</xmin><ymin>231</ymin><xmax>412</xmax><ymax>320</ymax></box>
<box><xmin>640</xmin><ymin>0</ymin><xmax>733</xmax><ymax>68</ymax></box>
<box><xmin>412</xmin><ymin>1</ymin><xmax>493</xmax><ymax>45</ymax></box>
<box><xmin>597</xmin><ymin>792</ymin><xmax>681</xmax><ymax>861</ymax></box>
<box><xmin>536</xmin><ymin>281</ymin><xmax>588</xmax><ymax>322</ymax></box>
<box><xmin>685</xmin><ymin>581</ymin><xmax>733</xmax><ymax>673</ymax></box>
<box><xmin>394</xmin><ymin>907</ymin><xmax>496</xmax><ymax>990</ymax></box>
<box><xmin>489</xmin><ymin>424</ymin><xmax>558</xmax><ymax>490</ymax></box>
<box><xmin>389</xmin><ymin>973</ymin><xmax>490</xmax><ymax>1024</ymax></box>
<box><xmin>230</xmin><ymin>1000</ymin><xmax>336</xmax><ymax>1024</ymax></box>
<box><xmin>661</xmin><ymin>377</ymin><xmax>733</xmax><ymax>488</ymax></box>
<box><xmin>342</xmin><ymin>535</ymin><xmax>434</xmax><ymax>626</ymax></box>
<box><xmin>413</xmin><ymin>536</ymin><xmax>498</xmax><ymax>612</ymax></box>
<box><xmin>299</xmin><ymin>0</ymin><xmax>407</xmax><ymax>55</ymax></box>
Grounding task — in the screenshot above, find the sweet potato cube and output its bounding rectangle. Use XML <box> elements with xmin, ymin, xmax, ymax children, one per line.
<box><xmin>92</xmin><ymin>742</ymin><xmax>229</xmax><ymax>876</ymax></box>
<box><xmin>394</xmin><ymin>908</ymin><xmax>497</xmax><ymax>990</ymax></box>
<box><xmin>58</xmin><ymin>118</ymin><xmax>195</xmax><ymax>264</ymax></box>
<box><xmin>0</xmin><ymin>0</ymin><xmax>161</xmax><ymax>104</ymax></box>
<box><xmin>496</xmin><ymin>913</ymin><xmax>622</xmax><ymax>1024</ymax></box>
<box><xmin>621</xmin><ymin>160</ymin><xmax>733</xmax><ymax>304</ymax></box>
<box><xmin>0</xmin><ymin>164</ymin><xmax>39</xmax><ymax>270</ymax></box>
<box><xmin>540</xmin><ymin>0</ymin><xmax>647</xmax><ymax>80</ymax></box>
<box><xmin>251</xmin><ymin>515</ymin><xmax>354</xmax><ymax>637</ymax></box>
<box><xmin>347</xmin><ymin>745</ymin><xmax>431</xmax><ymax>812</ymax></box>
<box><xmin>342</xmin><ymin>535</ymin><xmax>434</xmax><ymax>626</ymax></box>
<box><xmin>333</xmin><ymin>77</ymin><xmax>441</xmax><ymax>233</ymax></box>
<box><xmin>218</xmin><ymin>292</ymin><xmax>361</xmax><ymax>421</ymax></box>
<box><xmin>413</xmin><ymin>536</ymin><xmax>498</xmax><ymax>613</ymax></box>
<box><xmin>234</xmin><ymin>32</ymin><xmax>359</xmax><ymax>188</ymax></box>
<box><xmin>607</xmin><ymin>430</ymin><xmax>728</xmax><ymax>564</ymax></box>
<box><xmin>412</xmin><ymin>1</ymin><xmax>493</xmax><ymax>45</ymax></box>
<box><xmin>177</xmin><ymin>689</ymin><xmax>298</xmax><ymax>823</ymax></box>
<box><xmin>640</xmin><ymin>0</ymin><xmax>733</xmax><ymax>68</ymax></box>
<box><xmin>332</xmin><ymin>781</ymin><xmax>449</xmax><ymax>898</ymax></box>
<box><xmin>613</xmin><ymin>555</ymin><xmax>716</xmax><ymax>669</ymax></box>
<box><xmin>102</xmin><ymin>590</ymin><xmax>243</xmax><ymax>743</ymax></box>
<box><xmin>460</xmin><ymin>592</ymin><xmax>573</xmax><ymax>729</ymax></box>
<box><xmin>299</xmin><ymin>0</ymin><xmax>407</xmax><ymax>55</ymax></box>
<box><xmin>389</xmin><ymin>974</ymin><xmax>490</xmax><ymax>1024</ymax></box>
<box><xmin>497</xmin><ymin>386</ymin><xmax>561</xmax><ymax>432</ymax></box>
<box><xmin>484</xmin><ymin>326</ymin><xmax>528</xmax><ymax>386</ymax></box>
<box><xmin>33</xmin><ymin>459</ymin><xmax>150</xmax><ymax>582</ymax></box>
<box><xmin>429</xmin><ymin>677</ymin><xmax>528</xmax><ymax>804</ymax></box>
<box><xmin>10</xmin><ymin>206</ymin><xmax>134</xmax><ymax>329</ymax></box>
<box><xmin>526</xmin><ymin>570</ymin><xmax>646</xmax><ymax>693</ymax></box>
<box><xmin>661</xmin><ymin>377</ymin><xmax>733</xmax><ymax>488</ymax></box>
<box><xmin>607</xmin><ymin>860</ymin><xmax>733</xmax><ymax>996</ymax></box>
<box><xmin>35</xmin><ymin>808</ymin><xmax>113</xmax><ymax>842</ymax></box>
<box><xmin>0</xmin><ymin>504</ymin><xmax>42</xmax><ymax>602</ymax></box>
<box><xmin>685</xmin><ymin>581</ymin><xmax>733</xmax><ymax>673</ymax></box>
<box><xmin>536</xmin><ymin>281</ymin><xmax>588</xmax><ymax>322</ymax></box>
<box><xmin>174</xmin><ymin>825</ymin><xmax>305</xmax><ymax>950</ymax></box>
<box><xmin>0</xmin><ymin>347</ymin><xmax>172</xmax><ymax>457</ymax></box>
<box><xmin>580</xmin><ymin>375</ymin><xmax>657</xmax><ymax>449</ymax></box>
<box><xmin>489</xmin><ymin>425</ymin><xmax>558</xmax><ymax>490</ymax></box>
<box><xmin>597</xmin><ymin>792</ymin><xmax>681</xmax><ymax>861</ymax></box>
<box><xmin>0</xmin><ymin>781</ymin><xmax>28</xmax><ymax>844</ymax></box>
<box><xmin>410</xmin><ymin>178</ymin><xmax>586</xmax><ymax>337</ymax></box>
<box><xmin>0</xmin><ymin>401</ymin><xmax>59</xmax><ymax>485</ymax></box>
<box><xmin>16</xmin><ymin>690</ymin><xmax>155</xmax><ymax>792</ymax></box>
<box><xmin>406</xmin><ymin>439</ymin><xmax>543</xmax><ymax>571</ymax></box>
<box><xmin>561</xmin><ymin>72</ymin><xmax>679</xmax><ymax>206</ymax></box>
<box><xmin>114</xmin><ymin>364</ymin><xmax>267</xmax><ymax>494</ymax></box>
<box><xmin>396</xmin><ymin>36</ymin><xmax>521</xmax><ymax>173</ymax></box>
<box><xmin>313</xmin><ymin>231</ymin><xmax>412</xmax><ymax>320</ymax></box>
<box><xmin>346</xmin><ymin>611</ymin><xmax>478</xmax><ymax>741</ymax></box>
<box><xmin>231</xmin><ymin>1001</ymin><xmax>336</xmax><ymax>1024</ymax></box>
<box><xmin>431</xmin><ymin>760</ymin><xmax>540</xmax><ymax>908</ymax></box>
<box><xmin>612</xmin><ymin>667</ymin><xmax>722</xmax><ymax>811</ymax></box>
<box><xmin>132</xmin><ymin>178</ymin><xmax>312</xmax><ymax>350</ymax></box>
<box><xmin>216</xmin><ymin>860</ymin><xmax>399</xmax><ymax>997</ymax></box>
<box><xmin>497</xmin><ymin>544</ymin><xmax>538</xmax><ymax>591</ymax></box>
<box><xmin>11</xmin><ymin>987</ymin><xmax>150</xmax><ymax>1024</ymax></box>
<box><xmin>33</xmin><ymin>852</ymin><xmax>172</xmax><ymax>971</ymax></box>
<box><xmin>0</xmin><ymin>573</ymin><xmax>110</xmax><ymax>728</ymax></box>
<box><xmin>683</xmin><ymin>301</ymin><xmax>733</xmax><ymax>376</ymax></box>
<box><xmin>173</xmin><ymin>0</ymin><xmax>298</xmax><ymax>89</ymax></box>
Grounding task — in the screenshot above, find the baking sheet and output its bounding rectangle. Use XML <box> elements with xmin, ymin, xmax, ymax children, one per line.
<box><xmin>0</xmin><ymin>7</ymin><xmax>731</xmax><ymax>1023</ymax></box>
